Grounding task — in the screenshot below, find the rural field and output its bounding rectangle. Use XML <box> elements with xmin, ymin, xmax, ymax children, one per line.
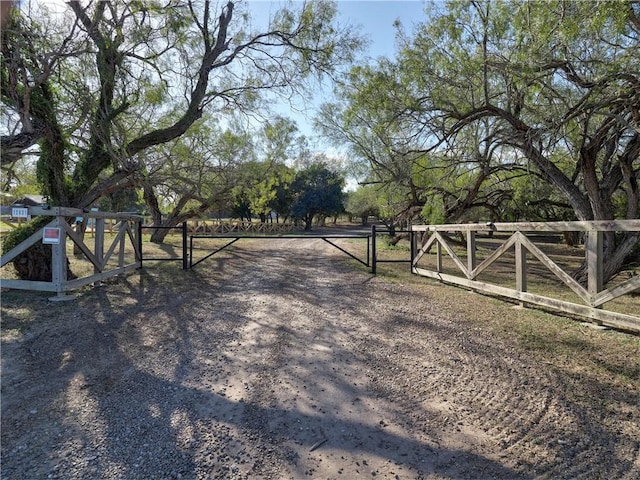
<box><xmin>1</xmin><ymin>233</ymin><xmax>639</xmax><ymax>479</ymax></box>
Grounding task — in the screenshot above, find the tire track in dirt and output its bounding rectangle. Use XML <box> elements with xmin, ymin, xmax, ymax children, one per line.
<box><xmin>2</xmin><ymin>235</ymin><xmax>638</xmax><ymax>480</ymax></box>
<box><xmin>206</xmin><ymin>239</ymin><xmax>525</xmax><ymax>479</ymax></box>
<box><xmin>219</xmin><ymin>237</ymin><xmax>639</xmax><ymax>480</ymax></box>
<box><xmin>345</xmin><ymin>276</ymin><xmax>639</xmax><ymax>480</ymax></box>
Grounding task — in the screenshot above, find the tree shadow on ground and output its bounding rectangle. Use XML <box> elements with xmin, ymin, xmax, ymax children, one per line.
<box><xmin>2</xmin><ymin>242</ymin><xmax>636</xmax><ymax>479</ymax></box>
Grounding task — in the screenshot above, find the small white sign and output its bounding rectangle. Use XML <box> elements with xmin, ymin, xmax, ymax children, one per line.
<box><xmin>42</xmin><ymin>227</ymin><xmax>61</xmax><ymax>244</ymax></box>
<box><xmin>12</xmin><ymin>207</ymin><xmax>29</xmax><ymax>218</ymax></box>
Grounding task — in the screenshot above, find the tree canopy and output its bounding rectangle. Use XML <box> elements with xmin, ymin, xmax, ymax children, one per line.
<box><xmin>1</xmin><ymin>0</ymin><xmax>361</xmax><ymax>277</ymax></box>
<box><xmin>1</xmin><ymin>0</ymin><xmax>361</xmax><ymax>207</ymax></box>
<box><xmin>291</xmin><ymin>163</ymin><xmax>345</xmax><ymax>230</ymax></box>
<box><xmin>318</xmin><ymin>0</ymin><xmax>640</xmax><ymax>282</ymax></box>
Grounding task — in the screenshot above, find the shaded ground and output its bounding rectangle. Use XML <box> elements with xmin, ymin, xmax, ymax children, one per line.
<box><xmin>1</xmin><ymin>235</ymin><xmax>639</xmax><ymax>479</ymax></box>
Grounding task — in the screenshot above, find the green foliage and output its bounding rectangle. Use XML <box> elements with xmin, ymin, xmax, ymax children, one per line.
<box><xmin>2</xmin><ymin>0</ymin><xmax>361</xmax><ymax>211</ymax></box>
<box><xmin>1</xmin><ymin>156</ymin><xmax>39</xmax><ymax>195</ymax></box>
<box><xmin>290</xmin><ymin>163</ymin><xmax>345</xmax><ymax>229</ymax></box>
<box><xmin>226</xmin><ymin>120</ymin><xmax>300</xmax><ymax>222</ymax></box>
<box><xmin>270</xmin><ymin>168</ymin><xmax>296</xmax><ymax>220</ymax></box>
<box><xmin>320</xmin><ymin>0</ymin><xmax>640</xmax><ymax>234</ymax></box>
<box><xmin>1</xmin><ymin>216</ymin><xmax>51</xmax><ymax>256</ymax></box>
<box><xmin>345</xmin><ymin>186</ymin><xmax>380</xmax><ymax>223</ymax></box>
<box><xmin>97</xmin><ymin>188</ymin><xmax>145</xmax><ymax>213</ymax></box>
<box><xmin>421</xmin><ymin>199</ymin><xmax>446</xmax><ymax>225</ymax></box>
<box><xmin>374</xmin><ymin>184</ymin><xmax>411</xmax><ymax>224</ymax></box>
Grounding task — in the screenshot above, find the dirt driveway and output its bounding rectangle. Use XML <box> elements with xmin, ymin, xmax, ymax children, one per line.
<box><xmin>1</xmin><ymin>236</ymin><xmax>639</xmax><ymax>479</ymax></box>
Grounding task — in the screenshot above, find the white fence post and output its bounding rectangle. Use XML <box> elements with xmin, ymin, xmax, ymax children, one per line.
<box><xmin>467</xmin><ymin>231</ymin><xmax>476</xmax><ymax>278</ymax></box>
<box><xmin>586</xmin><ymin>229</ymin><xmax>604</xmax><ymax>296</ymax></box>
<box><xmin>50</xmin><ymin>216</ymin><xmax>68</xmax><ymax>298</ymax></box>
<box><xmin>515</xmin><ymin>234</ymin><xmax>528</xmax><ymax>308</ymax></box>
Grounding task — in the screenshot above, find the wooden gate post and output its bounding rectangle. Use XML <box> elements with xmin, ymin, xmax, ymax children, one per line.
<box><xmin>51</xmin><ymin>216</ymin><xmax>66</xmax><ymax>293</ymax></box>
<box><xmin>467</xmin><ymin>230</ymin><xmax>477</xmax><ymax>278</ymax></box>
<box><xmin>586</xmin><ymin>229</ymin><xmax>604</xmax><ymax>324</ymax></box>
<box><xmin>586</xmin><ymin>229</ymin><xmax>604</xmax><ymax>296</ymax></box>
<box><xmin>410</xmin><ymin>229</ymin><xmax>416</xmax><ymax>272</ymax></box>
<box><xmin>94</xmin><ymin>218</ymin><xmax>104</xmax><ymax>280</ymax></box>
<box><xmin>49</xmin><ymin>215</ymin><xmax>74</xmax><ymax>301</ymax></box>
<box><xmin>515</xmin><ymin>234</ymin><xmax>528</xmax><ymax>308</ymax></box>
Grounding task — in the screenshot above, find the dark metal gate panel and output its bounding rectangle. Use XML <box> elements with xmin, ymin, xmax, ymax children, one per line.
<box><xmin>140</xmin><ymin>222</ymin><xmax>188</xmax><ymax>270</ymax></box>
<box><xmin>140</xmin><ymin>224</ymin><xmax>416</xmax><ymax>274</ymax></box>
<box><xmin>189</xmin><ymin>234</ymin><xmax>372</xmax><ymax>270</ymax></box>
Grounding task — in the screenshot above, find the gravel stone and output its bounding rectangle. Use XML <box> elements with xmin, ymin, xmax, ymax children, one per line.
<box><xmin>1</xmin><ymin>230</ymin><xmax>639</xmax><ymax>479</ymax></box>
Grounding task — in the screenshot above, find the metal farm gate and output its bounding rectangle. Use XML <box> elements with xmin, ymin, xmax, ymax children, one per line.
<box><xmin>141</xmin><ymin>220</ymin><xmax>640</xmax><ymax>332</ymax></box>
<box><xmin>140</xmin><ymin>223</ymin><xmax>412</xmax><ymax>274</ymax></box>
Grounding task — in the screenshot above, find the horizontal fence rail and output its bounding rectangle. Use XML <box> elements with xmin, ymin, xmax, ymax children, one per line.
<box><xmin>1</xmin><ymin>207</ymin><xmax>143</xmax><ymax>298</ymax></box>
<box><xmin>411</xmin><ymin>220</ymin><xmax>640</xmax><ymax>332</ymax></box>
<box><xmin>139</xmin><ymin>223</ymin><xmax>188</xmax><ymax>270</ymax></box>
<box><xmin>189</xmin><ymin>233</ymin><xmax>371</xmax><ymax>269</ymax></box>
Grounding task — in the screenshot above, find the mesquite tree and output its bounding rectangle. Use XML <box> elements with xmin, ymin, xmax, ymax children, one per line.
<box><xmin>319</xmin><ymin>0</ymin><xmax>639</xmax><ymax>283</ymax></box>
<box><xmin>290</xmin><ymin>163</ymin><xmax>345</xmax><ymax>230</ymax></box>
<box><xmin>415</xmin><ymin>0</ymin><xmax>640</xmax><ymax>283</ymax></box>
<box><xmin>1</xmin><ymin>0</ymin><xmax>361</xmax><ymax>279</ymax></box>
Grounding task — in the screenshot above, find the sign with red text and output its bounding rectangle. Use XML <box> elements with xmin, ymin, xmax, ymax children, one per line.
<box><xmin>42</xmin><ymin>227</ymin><xmax>61</xmax><ymax>244</ymax></box>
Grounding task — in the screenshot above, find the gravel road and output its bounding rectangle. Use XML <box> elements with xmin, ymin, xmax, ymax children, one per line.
<box><xmin>1</xmin><ymin>235</ymin><xmax>639</xmax><ymax>479</ymax></box>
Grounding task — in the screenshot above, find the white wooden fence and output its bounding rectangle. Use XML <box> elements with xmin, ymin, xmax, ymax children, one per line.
<box><xmin>411</xmin><ymin>221</ymin><xmax>640</xmax><ymax>332</ymax></box>
<box><xmin>185</xmin><ymin>220</ymin><xmax>295</xmax><ymax>234</ymax></box>
<box><xmin>0</xmin><ymin>207</ymin><xmax>142</xmax><ymax>298</ymax></box>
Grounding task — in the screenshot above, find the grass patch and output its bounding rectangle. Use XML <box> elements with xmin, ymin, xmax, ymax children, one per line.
<box><xmin>0</xmin><ymin>289</ymin><xmax>52</xmax><ymax>338</ymax></box>
<box><xmin>341</xmin><ymin>234</ymin><xmax>639</xmax><ymax>387</ymax></box>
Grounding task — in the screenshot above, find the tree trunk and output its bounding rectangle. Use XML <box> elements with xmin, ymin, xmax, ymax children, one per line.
<box><xmin>388</xmin><ymin>233</ymin><xmax>409</xmax><ymax>246</ymax></box>
<box><xmin>150</xmin><ymin>227</ymin><xmax>169</xmax><ymax>244</ymax></box>
<box><xmin>519</xmin><ymin>116</ymin><xmax>636</xmax><ymax>285</ymax></box>
<box><xmin>72</xmin><ymin>219</ymin><xmax>88</xmax><ymax>255</ymax></box>
<box><xmin>143</xmin><ymin>185</ymin><xmax>211</xmax><ymax>244</ymax></box>
<box><xmin>304</xmin><ymin>215</ymin><xmax>313</xmax><ymax>230</ymax></box>
<box><xmin>562</xmin><ymin>231</ymin><xmax>581</xmax><ymax>247</ymax></box>
<box><xmin>602</xmin><ymin>233</ymin><xmax>640</xmax><ymax>283</ymax></box>
<box><xmin>13</xmin><ymin>243</ymin><xmax>76</xmax><ymax>282</ymax></box>
<box><xmin>383</xmin><ymin>223</ymin><xmax>396</xmax><ymax>237</ymax></box>
<box><xmin>573</xmin><ymin>232</ymin><xmax>640</xmax><ymax>286</ymax></box>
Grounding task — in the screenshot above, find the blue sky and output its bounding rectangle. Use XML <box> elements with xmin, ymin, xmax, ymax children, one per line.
<box><xmin>29</xmin><ymin>0</ymin><xmax>428</xmax><ymax>152</ymax></box>
<box><xmin>247</xmin><ymin>1</ymin><xmax>428</xmax><ymax>145</ymax></box>
<box><xmin>336</xmin><ymin>1</ymin><xmax>426</xmax><ymax>59</ymax></box>
<box><xmin>247</xmin><ymin>1</ymin><xmax>426</xmax><ymax>60</ymax></box>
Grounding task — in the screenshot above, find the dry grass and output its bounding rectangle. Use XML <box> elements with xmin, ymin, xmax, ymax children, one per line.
<box><xmin>365</xmin><ymin>233</ymin><xmax>639</xmax><ymax>317</ymax></box>
<box><xmin>2</xmin><ymin>230</ymin><xmax>638</xmax><ymax>368</ymax></box>
<box><xmin>342</xmin><ymin>237</ymin><xmax>640</xmax><ymax>397</ymax></box>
